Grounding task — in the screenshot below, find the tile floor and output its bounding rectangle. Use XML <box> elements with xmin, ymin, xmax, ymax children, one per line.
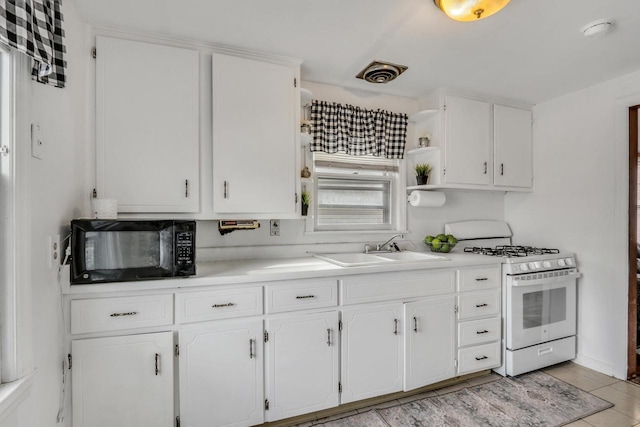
<box><xmin>303</xmin><ymin>362</ymin><xmax>640</xmax><ymax>426</ymax></box>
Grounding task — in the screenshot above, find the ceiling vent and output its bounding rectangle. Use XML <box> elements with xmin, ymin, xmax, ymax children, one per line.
<box><xmin>356</xmin><ymin>61</ymin><xmax>408</xmax><ymax>84</ymax></box>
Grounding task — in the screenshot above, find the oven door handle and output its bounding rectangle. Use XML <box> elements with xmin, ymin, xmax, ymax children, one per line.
<box><xmin>511</xmin><ymin>271</ymin><xmax>581</xmax><ymax>287</ymax></box>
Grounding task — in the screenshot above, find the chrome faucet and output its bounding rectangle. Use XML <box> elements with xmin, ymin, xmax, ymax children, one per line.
<box><xmin>365</xmin><ymin>234</ymin><xmax>403</xmax><ymax>253</ymax></box>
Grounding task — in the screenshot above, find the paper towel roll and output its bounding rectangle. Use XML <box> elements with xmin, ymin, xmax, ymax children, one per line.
<box><xmin>91</xmin><ymin>198</ymin><xmax>118</xmax><ymax>219</ymax></box>
<box><xmin>408</xmin><ymin>190</ymin><xmax>446</xmax><ymax>208</ymax></box>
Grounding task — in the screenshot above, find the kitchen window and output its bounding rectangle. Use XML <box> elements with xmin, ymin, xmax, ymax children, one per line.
<box><xmin>312</xmin><ymin>152</ymin><xmax>405</xmax><ymax>232</ymax></box>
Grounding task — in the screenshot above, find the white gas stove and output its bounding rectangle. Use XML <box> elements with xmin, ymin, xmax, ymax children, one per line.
<box><xmin>445</xmin><ymin>221</ymin><xmax>580</xmax><ymax>377</ymax></box>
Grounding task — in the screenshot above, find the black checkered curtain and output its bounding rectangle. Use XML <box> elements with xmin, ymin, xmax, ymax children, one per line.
<box><xmin>0</xmin><ymin>0</ymin><xmax>67</xmax><ymax>88</ymax></box>
<box><xmin>310</xmin><ymin>100</ymin><xmax>408</xmax><ymax>159</ymax></box>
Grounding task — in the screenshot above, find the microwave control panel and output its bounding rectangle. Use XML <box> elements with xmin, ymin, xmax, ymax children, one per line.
<box><xmin>176</xmin><ymin>231</ymin><xmax>195</xmax><ymax>266</ymax></box>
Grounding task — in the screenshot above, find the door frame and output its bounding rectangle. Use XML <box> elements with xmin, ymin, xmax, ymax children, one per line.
<box><xmin>628</xmin><ymin>106</ymin><xmax>639</xmax><ymax>379</ymax></box>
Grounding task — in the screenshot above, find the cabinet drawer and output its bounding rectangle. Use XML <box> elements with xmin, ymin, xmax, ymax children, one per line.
<box><xmin>458</xmin><ymin>316</ymin><xmax>501</xmax><ymax>347</ymax></box>
<box><xmin>341</xmin><ymin>270</ymin><xmax>455</xmax><ymax>305</ymax></box>
<box><xmin>459</xmin><ymin>266</ymin><xmax>500</xmax><ymax>292</ymax></box>
<box><xmin>457</xmin><ymin>342</ymin><xmax>501</xmax><ymax>375</ymax></box>
<box><xmin>457</xmin><ymin>289</ymin><xmax>500</xmax><ymax>320</ymax></box>
<box><xmin>265</xmin><ymin>280</ymin><xmax>337</xmax><ymax>314</ymax></box>
<box><xmin>71</xmin><ymin>294</ymin><xmax>173</xmax><ymax>334</ymax></box>
<box><xmin>176</xmin><ymin>287</ymin><xmax>263</xmax><ymax>323</ymax></box>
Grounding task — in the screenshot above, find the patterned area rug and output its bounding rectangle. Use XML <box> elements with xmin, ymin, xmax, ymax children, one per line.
<box><xmin>314</xmin><ymin>371</ymin><xmax>613</xmax><ymax>427</ymax></box>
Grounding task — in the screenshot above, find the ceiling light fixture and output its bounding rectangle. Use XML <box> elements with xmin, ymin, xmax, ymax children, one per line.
<box><xmin>355</xmin><ymin>61</ymin><xmax>408</xmax><ymax>84</ymax></box>
<box><xmin>581</xmin><ymin>19</ymin><xmax>615</xmax><ymax>39</ymax></box>
<box><xmin>433</xmin><ymin>0</ymin><xmax>511</xmax><ymax>21</ymax></box>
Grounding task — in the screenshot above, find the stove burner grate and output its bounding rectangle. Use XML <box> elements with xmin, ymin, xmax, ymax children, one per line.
<box><xmin>464</xmin><ymin>245</ymin><xmax>560</xmax><ymax>258</ymax></box>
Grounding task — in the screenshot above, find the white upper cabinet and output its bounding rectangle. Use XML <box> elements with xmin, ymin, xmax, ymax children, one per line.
<box><xmin>443</xmin><ymin>95</ymin><xmax>492</xmax><ymax>186</ymax></box>
<box><xmin>212</xmin><ymin>53</ymin><xmax>299</xmax><ymax>216</ymax></box>
<box><xmin>493</xmin><ymin>104</ymin><xmax>533</xmax><ymax>188</ymax></box>
<box><xmin>96</xmin><ymin>36</ymin><xmax>200</xmax><ymax>213</ymax></box>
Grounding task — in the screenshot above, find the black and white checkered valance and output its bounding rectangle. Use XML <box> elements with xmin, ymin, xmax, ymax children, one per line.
<box><xmin>0</xmin><ymin>0</ymin><xmax>67</xmax><ymax>88</ymax></box>
<box><xmin>310</xmin><ymin>100</ymin><xmax>408</xmax><ymax>159</ymax></box>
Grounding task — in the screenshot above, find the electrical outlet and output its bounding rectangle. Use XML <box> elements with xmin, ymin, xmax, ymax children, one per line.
<box><xmin>270</xmin><ymin>220</ymin><xmax>280</xmax><ymax>236</ymax></box>
<box><xmin>48</xmin><ymin>234</ymin><xmax>60</xmax><ymax>268</ymax></box>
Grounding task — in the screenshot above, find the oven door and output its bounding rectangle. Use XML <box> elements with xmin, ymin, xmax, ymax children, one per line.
<box><xmin>506</xmin><ymin>270</ymin><xmax>579</xmax><ymax>350</ymax></box>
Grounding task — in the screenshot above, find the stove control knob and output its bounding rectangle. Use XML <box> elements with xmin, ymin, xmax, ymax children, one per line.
<box><xmin>528</xmin><ymin>262</ymin><xmax>537</xmax><ymax>270</ymax></box>
<box><xmin>519</xmin><ymin>263</ymin><xmax>529</xmax><ymax>271</ymax></box>
<box><xmin>543</xmin><ymin>261</ymin><xmax>552</xmax><ymax>268</ymax></box>
<box><xmin>558</xmin><ymin>259</ymin><xmax>566</xmax><ymax>267</ymax></box>
<box><xmin>565</xmin><ymin>258</ymin><xmax>574</xmax><ymax>266</ymax></box>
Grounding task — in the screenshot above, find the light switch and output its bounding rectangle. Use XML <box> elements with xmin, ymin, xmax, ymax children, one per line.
<box><xmin>31</xmin><ymin>123</ymin><xmax>44</xmax><ymax>159</ymax></box>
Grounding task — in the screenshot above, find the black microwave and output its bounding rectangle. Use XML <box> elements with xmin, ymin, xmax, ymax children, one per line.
<box><xmin>70</xmin><ymin>219</ymin><xmax>196</xmax><ymax>284</ymax></box>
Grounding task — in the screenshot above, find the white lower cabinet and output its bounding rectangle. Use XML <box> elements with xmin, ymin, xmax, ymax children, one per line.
<box><xmin>71</xmin><ymin>332</ymin><xmax>174</xmax><ymax>427</ymax></box>
<box><xmin>404</xmin><ymin>296</ymin><xmax>456</xmax><ymax>391</ymax></box>
<box><xmin>265</xmin><ymin>311</ymin><xmax>339</xmax><ymax>422</ymax></box>
<box><xmin>341</xmin><ymin>303</ymin><xmax>404</xmax><ymax>404</ymax></box>
<box><xmin>178</xmin><ymin>318</ymin><xmax>264</xmax><ymax>427</ymax></box>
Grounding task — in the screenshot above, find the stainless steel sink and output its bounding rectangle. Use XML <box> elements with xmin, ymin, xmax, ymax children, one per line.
<box><xmin>312</xmin><ymin>251</ymin><xmax>447</xmax><ymax>267</ymax></box>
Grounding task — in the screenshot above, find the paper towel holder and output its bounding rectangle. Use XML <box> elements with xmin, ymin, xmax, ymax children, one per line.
<box><xmin>407</xmin><ymin>190</ymin><xmax>447</xmax><ymax>208</ymax></box>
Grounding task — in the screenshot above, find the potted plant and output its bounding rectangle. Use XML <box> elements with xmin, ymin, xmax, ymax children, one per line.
<box><xmin>301</xmin><ymin>190</ymin><xmax>311</xmax><ymax>216</ymax></box>
<box><xmin>414</xmin><ymin>163</ymin><xmax>432</xmax><ymax>186</ymax></box>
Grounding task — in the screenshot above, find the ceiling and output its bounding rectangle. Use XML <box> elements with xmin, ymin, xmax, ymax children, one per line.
<box><xmin>73</xmin><ymin>0</ymin><xmax>640</xmax><ymax>105</ymax></box>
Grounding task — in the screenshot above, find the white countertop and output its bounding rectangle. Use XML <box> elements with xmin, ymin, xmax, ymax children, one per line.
<box><xmin>64</xmin><ymin>252</ymin><xmax>503</xmax><ymax>295</ymax></box>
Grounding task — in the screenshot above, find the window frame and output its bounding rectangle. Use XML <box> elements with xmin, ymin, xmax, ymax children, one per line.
<box><xmin>309</xmin><ymin>152</ymin><xmax>407</xmax><ymax>233</ymax></box>
<box><xmin>0</xmin><ymin>44</ymin><xmax>31</xmax><ymax>384</ymax></box>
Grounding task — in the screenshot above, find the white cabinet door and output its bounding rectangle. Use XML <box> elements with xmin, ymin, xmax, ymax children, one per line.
<box><xmin>443</xmin><ymin>95</ymin><xmax>492</xmax><ymax>186</ymax></box>
<box><xmin>96</xmin><ymin>36</ymin><xmax>200</xmax><ymax>213</ymax></box>
<box><xmin>404</xmin><ymin>296</ymin><xmax>456</xmax><ymax>391</ymax></box>
<box><xmin>179</xmin><ymin>319</ymin><xmax>263</xmax><ymax>427</ymax></box>
<box><xmin>265</xmin><ymin>311</ymin><xmax>339</xmax><ymax>421</ymax></box>
<box><xmin>493</xmin><ymin>104</ymin><xmax>532</xmax><ymax>188</ymax></box>
<box><xmin>212</xmin><ymin>53</ymin><xmax>298</xmax><ymax>216</ymax></box>
<box><xmin>71</xmin><ymin>332</ymin><xmax>174</xmax><ymax>427</ymax></box>
<box><xmin>341</xmin><ymin>303</ymin><xmax>403</xmax><ymax>404</ymax></box>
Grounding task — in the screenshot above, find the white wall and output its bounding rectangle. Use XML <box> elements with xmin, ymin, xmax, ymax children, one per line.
<box><xmin>197</xmin><ymin>81</ymin><xmax>506</xmax><ymax>260</ymax></box>
<box><xmin>18</xmin><ymin>0</ymin><xmax>90</xmax><ymax>425</ymax></box>
<box><xmin>505</xmin><ymin>69</ymin><xmax>640</xmax><ymax>379</ymax></box>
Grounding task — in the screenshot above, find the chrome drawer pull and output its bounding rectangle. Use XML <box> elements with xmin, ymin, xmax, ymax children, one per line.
<box><xmin>476</xmin><ymin>330</ymin><xmax>489</xmax><ymax>334</ymax></box>
<box><xmin>475</xmin><ymin>355</ymin><xmax>488</xmax><ymax>361</ymax></box>
<box><xmin>110</xmin><ymin>311</ymin><xmax>137</xmax><ymax>317</ymax></box>
<box><xmin>249</xmin><ymin>339</ymin><xmax>255</xmax><ymax>359</ymax></box>
<box><xmin>211</xmin><ymin>303</ymin><xmax>235</xmax><ymax>308</ymax></box>
<box><xmin>155</xmin><ymin>353</ymin><xmax>160</xmax><ymax>375</ymax></box>
<box><xmin>295</xmin><ymin>295</ymin><xmax>316</xmax><ymax>299</ymax></box>
<box><xmin>475</xmin><ymin>278</ymin><xmax>489</xmax><ymax>281</ymax></box>
<box><xmin>327</xmin><ymin>329</ymin><xmax>332</xmax><ymax>347</ymax></box>
<box><xmin>475</xmin><ymin>303</ymin><xmax>489</xmax><ymax>308</ymax></box>
<box><xmin>394</xmin><ymin>319</ymin><xmax>398</xmax><ymax>335</ymax></box>
<box><xmin>413</xmin><ymin>316</ymin><xmax>418</xmax><ymax>333</ymax></box>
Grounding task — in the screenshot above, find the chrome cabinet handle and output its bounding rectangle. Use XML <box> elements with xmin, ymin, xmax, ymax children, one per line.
<box><xmin>296</xmin><ymin>295</ymin><xmax>315</xmax><ymax>299</ymax></box>
<box><xmin>394</xmin><ymin>319</ymin><xmax>398</xmax><ymax>335</ymax></box>
<box><xmin>413</xmin><ymin>316</ymin><xmax>418</xmax><ymax>333</ymax></box>
<box><xmin>110</xmin><ymin>311</ymin><xmax>137</xmax><ymax>317</ymax></box>
<box><xmin>483</xmin><ymin>161</ymin><xmax>487</xmax><ymax>174</ymax></box>
<box><xmin>249</xmin><ymin>339</ymin><xmax>254</xmax><ymax>359</ymax></box>
<box><xmin>212</xmin><ymin>303</ymin><xmax>235</xmax><ymax>308</ymax></box>
<box><xmin>475</xmin><ymin>277</ymin><xmax>489</xmax><ymax>281</ymax></box>
<box><xmin>155</xmin><ymin>353</ymin><xmax>160</xmax><ymax>375</ymax></box>
<box><xmin>500</xmin><ymin>163</ymin><xmax>504</xmax><ymax>176</ymax></box>
<box><xmin>224</xmin><ymin>180</ymin><xmax>229</xmax><ymax>198</ymax></box>
<box><xmin>185</xmin><ymin>179</ymin><xmax>189</xmax><ymax>198</ymax></box>
<box><xmin>327</xmin><ymin>329</ymin><xmax>332</xmax><ymax>347</ymax></box>
<box><xmin>475</xmin><ymin>355</ymin><xmax>488</xmax><ymax>361</ymax></box>
<box><xmin>475</xmin><ymin>303</ymin><xmax>488</xmax><ymax>308</ymax></box>
<box><xmin>476</xmin><ymin>330</ymin><xmax>489</xmax><ymax>335</ymax></box>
